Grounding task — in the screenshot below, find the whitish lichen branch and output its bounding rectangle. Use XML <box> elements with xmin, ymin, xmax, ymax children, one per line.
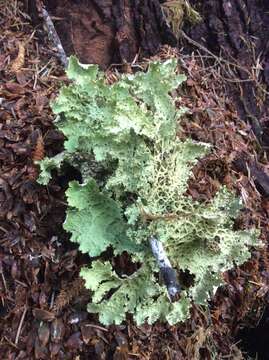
<box><xmin>41</xmin><ymin>7</ymin><xmax>68</xmax><ymax>68</ymax></box>
<box><xmin>149</xmin><ymin>235</ymin><xmax>181</xmax><ymax>300</ymax></box>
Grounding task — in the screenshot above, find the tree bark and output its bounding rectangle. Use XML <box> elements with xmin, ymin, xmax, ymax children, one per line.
<box><xmin>25</xmin><ymin>0</ymin><xmax>177</xmax><ymax>68</ymax></box>
<box><xmin>186</xmin><ymin>0</ymin><xmax>269</xmax><ymax>146</ymax></box>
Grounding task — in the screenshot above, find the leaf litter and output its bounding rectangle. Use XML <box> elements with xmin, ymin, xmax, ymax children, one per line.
<box><xmin>0</xmin><ymin>1</ymin><xmax>269</xmax><ymax>359</ymax></box>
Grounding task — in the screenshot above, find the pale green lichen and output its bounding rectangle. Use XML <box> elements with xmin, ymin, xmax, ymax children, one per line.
<box><xmin>39</xmin><ymin>56</ymin><xmax>260</xmax><ymax>325</ymax></box>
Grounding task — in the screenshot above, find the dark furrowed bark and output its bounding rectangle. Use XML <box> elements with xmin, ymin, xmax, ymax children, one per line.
<box><xmin>186</xmin><ymin>0</ymin><xmax>269</xmax><ymax>147</ymax></box>
<box><xmin>27</xmin><ymin>0</ymin><xmax>176</xmax><ymax>68</ymax></box>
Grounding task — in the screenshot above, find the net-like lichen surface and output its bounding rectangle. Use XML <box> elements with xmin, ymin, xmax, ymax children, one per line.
<box><xmin>39</xmin><ymin>56</ymin><xmax>259</xmax><ymax>325</ymax></box>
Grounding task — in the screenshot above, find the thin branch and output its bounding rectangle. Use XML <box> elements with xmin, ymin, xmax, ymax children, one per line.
<box><xmin>15</xmin><ymin>306</ymin><xmax>27</xmax><ymax>345</ymax></box>
<box><xmin>84</xmin><ymin>323</ymin><xmax>109</xmax><ymax>332</ymax></box>
<box><xmin>40</xmin><ymin>7</ymin><xmax>68</xmax><ymax>68</ymax></box>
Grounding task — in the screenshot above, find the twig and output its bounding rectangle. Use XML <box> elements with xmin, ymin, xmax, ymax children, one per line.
<box><xmin>149</xmin><ymin>236</ymin><xmax>181</xmax><ymax>301</ymax></box>
<box><xmin>40</xmin><ymin>7</ymin><xmax>68</xmax><ymax>68</ymax></box>
<box><xmin>3</xmin><ymin>336</ymin><xmax>19</xmax><ymax>350</ymax></box>
<box><xmin>1</xmin><ymin>272</ymin><xmax>7</xmax><ymax>293</ymax></box>
<box><xmin>15</xmin><ymin>306</ymin><xmax>27</xmax><ymax>345</ymax></box>
<box><xmin>84</xmin><ymin>323</ymin><xmax>109</xmax><ymax>332</ymax></box>
<box><xmin>49</xmin><ymin>290</ymin><xmax>55</xmax><ymax>310</ymax></box>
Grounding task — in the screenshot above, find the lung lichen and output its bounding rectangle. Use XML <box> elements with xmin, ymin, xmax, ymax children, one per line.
<box><xmin>39</xmin><ymin>56</ymin><xmax>260</xmax><ymax>325</ymax></box>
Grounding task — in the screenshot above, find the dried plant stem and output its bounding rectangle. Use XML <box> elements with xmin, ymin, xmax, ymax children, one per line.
<box><xmin>84</xmin><ymin>324</ymin><xmax>109</xmax><ymax>332</ymax></box>
<box><xmin>15</xmin><ymin>306</ymin><xmax>27</xmax><ymax>345</ymax></box>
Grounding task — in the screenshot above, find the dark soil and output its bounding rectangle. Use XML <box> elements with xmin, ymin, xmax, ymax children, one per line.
<box><xmin>236</xmin><ymin>306</ymin><xmax>269</xmax><ymax>360</ymax></box>
<box><xmin>1</xmin><ymin>1</ymin><xmax>269</xmax><ymax>359</ymax></box>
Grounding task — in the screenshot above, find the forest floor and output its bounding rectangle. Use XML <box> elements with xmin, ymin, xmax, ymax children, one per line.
<box><xmin>1</xmin><ymin>1</ymin><xmax>269</xmax><ymax>359</ymax></box>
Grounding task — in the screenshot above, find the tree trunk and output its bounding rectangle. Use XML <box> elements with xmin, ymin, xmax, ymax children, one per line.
<box><xmin>186</xmin><ymin>0</ymin><xmax>269</xmax><ymax>146</ymax></box>
<box><xmin>25</xmin><ymin>0</ymin><xmax>177</xmax><ymax>68</ymax></box>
